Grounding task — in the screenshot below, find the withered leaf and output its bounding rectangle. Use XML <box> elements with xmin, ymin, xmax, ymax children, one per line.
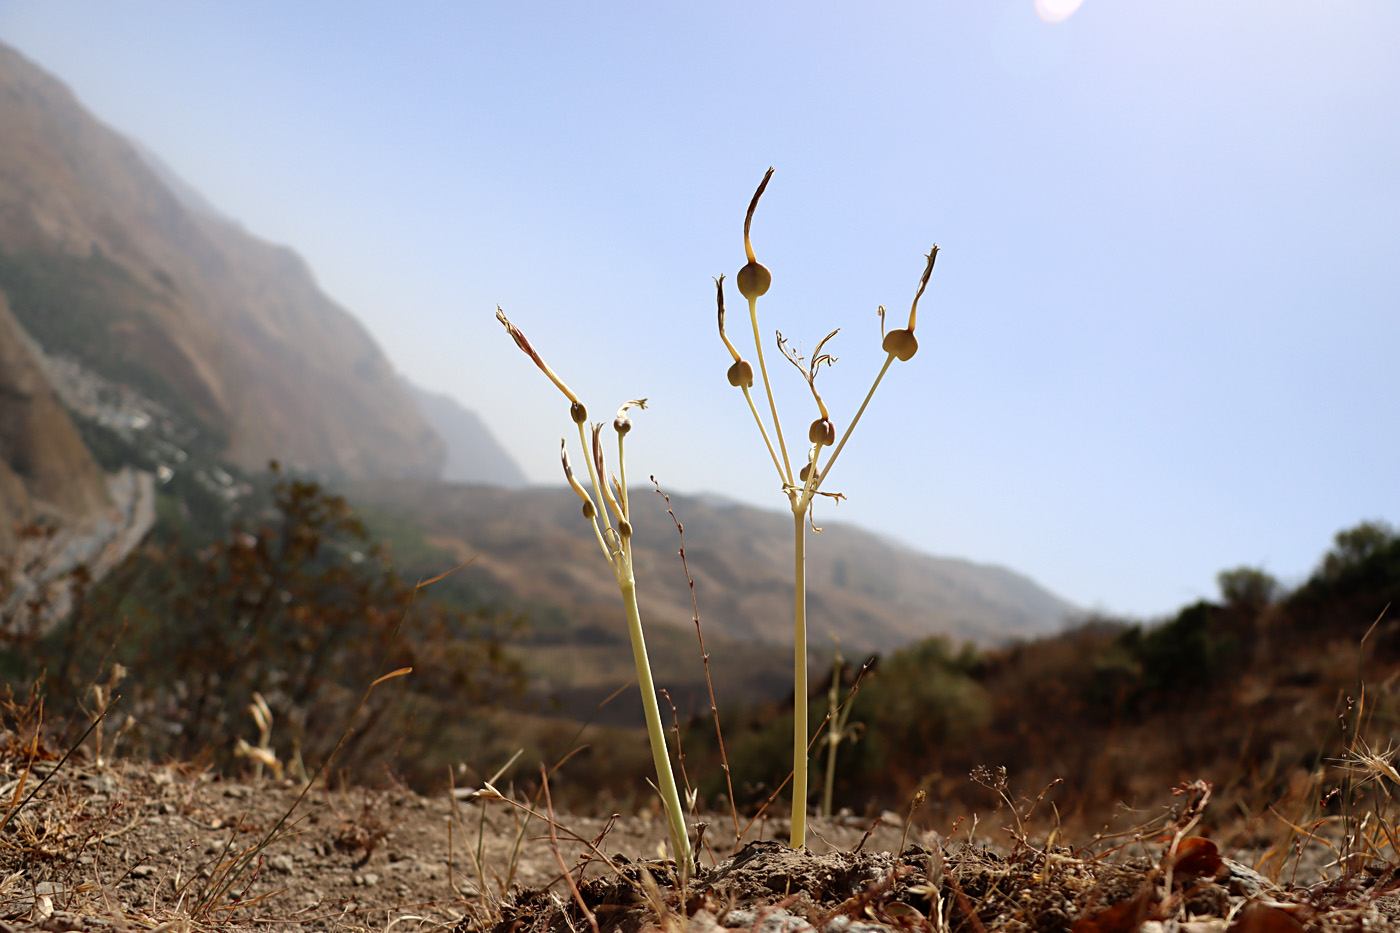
<box><xmin>1171</xmin><ymin>836</ymin><xmax>1226</xmax><ymax>884</ymax></box>
<box><xmin>1071</xmin><ymin>885</ymin><xmax>1157</xmax><ymax>933</ymax></box>
<box><xmin>1226</xmin><ymin>901</ymin><xmax>1305</xmax><ymax>933</ymax></box>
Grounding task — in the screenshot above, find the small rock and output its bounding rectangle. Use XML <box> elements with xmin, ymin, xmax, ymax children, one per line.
<box><xmin>83</xmin><ymin>775</ymin><xmax>117</xmax><ymax>794</ymax></box>
<box><xmin>724</xmin><ymin>908</ymin><xmax>815</xmax><ymax>933</ymax></box>
<box><xmin>686</xmin><ymin>909</ymin><xmax>726</xmax><ymax>933</ymax></box>
<box><xmin>269</xmin><ymin>854</ymin><xmax>295</xmax><ymax>873</ymax></box>
<box><xmin>29</xmin><ymin>894</ymin><xmax>53</xmax><ymax>921</ymax></box>
<box><xmin>352</xmin><ymin>872</ymin><xmax>380</xmax><ymax>887</ymax></box>
<box><xmin>1223</xmin><ymin>858</ymin><xmax>1276</xmax><ymax>898</ymax></box>
<box><xmin>222</xmin><ymin>784</ymin><xmax>251</xmax><ymax>799</ymax></box>
<box><xmin>823</xmin><ymin>921</ymin><xmax>887</xmax><ymax>933</ymax></box>
<box><xmin>131</xmin><ymin>865</ymin><xmax>157</xmax><ymax>878</ymax></box>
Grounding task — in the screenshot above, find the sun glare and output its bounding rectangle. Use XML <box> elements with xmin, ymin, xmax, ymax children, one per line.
<box><xmin>1035</xmin><ymin>0</ymin><xmax>1084</xmax><ymax>24</ymax></box>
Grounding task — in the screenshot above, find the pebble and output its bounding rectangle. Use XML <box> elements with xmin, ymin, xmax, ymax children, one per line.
<box><xmin>825</xmin><ymin>921</ymin><xmax>889</xmax><ymax>933</ymax></box>
<box><xmin>83</xmin><ymin>775</ymin><xmax>117</xmax><ymax>795</ymax></box>
<box><xmin>722</xmin><ymin>908</ymin><xmax>815</xmax><ymax>933</ymax></box>
<box><xmin>353</xmin><ymin>872</ymin><xmax>380</xmax><ymax>887</ymax></box>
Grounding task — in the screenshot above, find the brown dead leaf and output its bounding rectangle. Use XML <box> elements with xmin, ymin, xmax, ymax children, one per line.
<box><xmin>1071</xmin><ymin>885</ymin><xmax>1158</xmax><ymax>933</ymax></box>
<box><xmin>1171</xmin><ymin>837</ymin><xmax>1226</xmax><ymax>884</ymax></box>
<box><xmin>1226</xmin><ymin>901</ymin><xmax>1305</xmax><ymax>933</ymax></box>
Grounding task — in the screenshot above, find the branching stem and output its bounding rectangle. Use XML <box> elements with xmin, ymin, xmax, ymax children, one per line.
<box><xmin>810</xmin><ymin>353</ymin><xmax>896</xmax><ymax>500</ymax></box>
<box><xmin>749</xmin><ymin>297</ymin><xmax>794</xmax><ymax>489</ymax></box>
<box><xmin>742</xmin><ymin>386</ymin><xmax>787</xmax><ymax>487</ymax></box>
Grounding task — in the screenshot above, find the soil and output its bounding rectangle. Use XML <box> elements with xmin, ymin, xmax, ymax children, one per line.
<box><xmin>4</xmin><ymin>754</ymin><xmax>1400</xmax><ymax>933</ymax></box>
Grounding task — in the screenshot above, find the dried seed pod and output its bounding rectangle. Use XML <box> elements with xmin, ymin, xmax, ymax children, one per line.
<box><xmin>882</xmin><ymin>328</ymin><xmax>918</xmax><ymax>362</ymax></box>
<box><xmin>799</xmin><ymin>463</ymin><xmax>812</xmax><ymax>482</ymax></box>
<box><xmin>727</xmin><ymin>360</ymin><xmax>754</xmax><ymax>388</ymax></box>
<box><xmin>740</xmin><ymin>168</ymin><xmax>774</xmax><ymax>301</ymax></box>
<box><xmin>614</xmin><ymin>398</ymin><xmax>647</xmax><ymax>435</ymax></box>
<box><xmin>736</xmin><ymin>261</ymin><xmax>771</xmax><ymax>300</ymax></box>
<box><xmin>808</xmin><ymin>417</ymin><xmax>835</xmax><ymax>446</ymax></box>
<box><xmin>571</xmin><ymin>401</ymin><xmax>588</xmax><ymax>424</ymax></box>
<box><xmin>618</xmin><ymin>519</ymin><xmax>633</xmax><ymax>539</ymax></box>
<box><xmin>561</xmin><ymin>439</ymin><xmax>598</xmax><ymax>520</ymax></box>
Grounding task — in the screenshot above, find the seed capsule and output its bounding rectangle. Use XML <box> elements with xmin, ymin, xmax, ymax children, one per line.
<box><xmin>614</xmin><ymin>415</ymin><xmax>632</xmax><ymax>435</ymax></box>
<box><xmin>882</xmin><ymin>328</ymin><xmax>918</xmax><ymax>362</ymax></box>
<box><xmin>727</xmin><ymin>360</ymin><xmax>754</xmax><ymax>388</ymax></box>
<box><xmin>799</xmin><ymin>463</ymin><xmax>812</xmax><ymax>482</ymax></box>
<box><xmin>736</xmin><ymin>261</ymin><xmax>771</xmax><ymax>300</ymax></box>
<box><xmin>809</xmin><ymin>418</ymin><xmax>835</xmax><ymax>446</ymax></box>
<box><xmin>571</xmin><ymin>401</ymin><xmax>588</xmax><ymax>424</ymax></box>
<box><xmin>619</xmin><ymin>519</ymin><xmax>633</xmax><ymax>539</ymax></box>
<box><xmin>582</xmin><ymin>501</ymin><xmax>596</xmax><ymax>519</ymax></box>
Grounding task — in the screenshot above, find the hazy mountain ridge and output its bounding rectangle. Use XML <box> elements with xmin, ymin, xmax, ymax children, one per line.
<box><xmin>0</xmin><ymin>41</ymin><xmax>442</xmax><ymax>481</ymax></box>
<box><xmin>403</xmin><ymin>381</ymin><xmax>528</xmax><ymax>488</ymax></box>
<box><xmin>0</xmin><ymin>39</ymin><xmax>1079</xmax><ymax>657</ymax></box>
<box><xmin>347</xmin><ymin>480</ymin><xmax>1078</xmax><ymax>654</ymax></box>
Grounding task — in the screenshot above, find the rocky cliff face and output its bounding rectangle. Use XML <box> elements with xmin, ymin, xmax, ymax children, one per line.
<box><xmin>0</xmin><ymin>293</ymin><xmax>159</xmax><ymax>632</ymax></box>
<box><xmin>0</xmin><ymin>41</ymin><xmax>444</xmax><ymax>481</ymax></box>
<box><xmin>0</xmin><ymin>293</ymin><xmax>109</xmax><ymax>548</ymax></box>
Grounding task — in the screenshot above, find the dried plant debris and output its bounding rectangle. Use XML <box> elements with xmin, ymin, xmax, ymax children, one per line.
<box><xmin>7</xmin><ymin>749</ymin><xmax>1400</xmax><ymax>933</ymax></box>
<box><xmin>476</xmin><ymin>836</ymin><xmax>1400</xmax><ymax>933</ymax></box>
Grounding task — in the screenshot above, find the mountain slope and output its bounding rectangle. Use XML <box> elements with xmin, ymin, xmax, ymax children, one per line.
<box><xmin>0</xmin><ymin>41</ymin><xmax>442</xmax><ymax>480</ymax></box>
<box><xmin>348</xmin><ymin>480</ymin><xmax>1077</xmax><ymax>654</ymax></box>
<box><xmin>0</xmin><ymin>293</ymin><xmax>109</xmax><ymax>546</ymax></box>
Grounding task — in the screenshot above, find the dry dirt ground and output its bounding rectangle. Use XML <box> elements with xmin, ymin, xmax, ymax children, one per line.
<box><xmin>4</xmin><ymin>754</ymin><xmax>1400</xmax><ymax>933</ymax></box>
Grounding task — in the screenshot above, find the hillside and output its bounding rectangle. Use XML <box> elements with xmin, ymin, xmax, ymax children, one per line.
<box><xmin>0</xmin><ymin>41</ymin><xmax>443</xmax><ymax>482</ymax></box>
<box><xmin>0</xmin><ymin>293</ymin><xmax>109</xmax><ymax>546</ymax></box>
<box><xmin>347</xmin><ymin>479</ymin><xmax>1077</xmax><ymax>655</ymax></box>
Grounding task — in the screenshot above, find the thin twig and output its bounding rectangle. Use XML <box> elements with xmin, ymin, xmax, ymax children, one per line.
<box><xmin>0</xmin><ymin>694</ymin><xmax>120</xmax><ymax>836</ymax></box>
<box><xmin>542</xmin><ymin>766</ymin><xmax>600</xmax><ymax>933</ymax></box>
<box><xmin>653</xmin><ymin>477</ymin><xmax>740</xmax><ymax>845</ymax></box>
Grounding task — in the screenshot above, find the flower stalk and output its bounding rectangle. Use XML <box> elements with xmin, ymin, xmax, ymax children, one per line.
<box><xmin>717</xmin><ymin>169</ymin><xmax>936</xmax><ymax>848</ymax></box>
<box><xmin>496</xmin><ymin>310</ymin><xmax>691</xmax><ymax>866</ymax></box>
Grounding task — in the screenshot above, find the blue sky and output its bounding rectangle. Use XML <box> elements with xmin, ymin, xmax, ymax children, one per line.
<box><xmin>1</xmin><ymin>1</ymin><xmax>1397</xmax><ymax>620</ymax></box>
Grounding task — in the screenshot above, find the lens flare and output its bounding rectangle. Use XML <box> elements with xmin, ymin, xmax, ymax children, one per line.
<box><xmin>1035</xmin><ymin>0</ymin><xmax>1084</xmax><ymax>23</ymax></box>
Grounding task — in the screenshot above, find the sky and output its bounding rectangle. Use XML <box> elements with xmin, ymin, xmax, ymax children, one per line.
<box><xmin>0</xmin><ymin>1</ymin><xmax>1396</xmax><ymax>621</ymax></box>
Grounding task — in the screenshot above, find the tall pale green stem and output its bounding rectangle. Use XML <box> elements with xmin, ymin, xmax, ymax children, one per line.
<box><xmin>790</xmin><ymin>508</ymin><xmax>808</xmax><ymax>848</ymax></box>
<box><xmin>619</xmin><ymin>574</ymin><xmax>692</xmax><ymax>865</ymax></box>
